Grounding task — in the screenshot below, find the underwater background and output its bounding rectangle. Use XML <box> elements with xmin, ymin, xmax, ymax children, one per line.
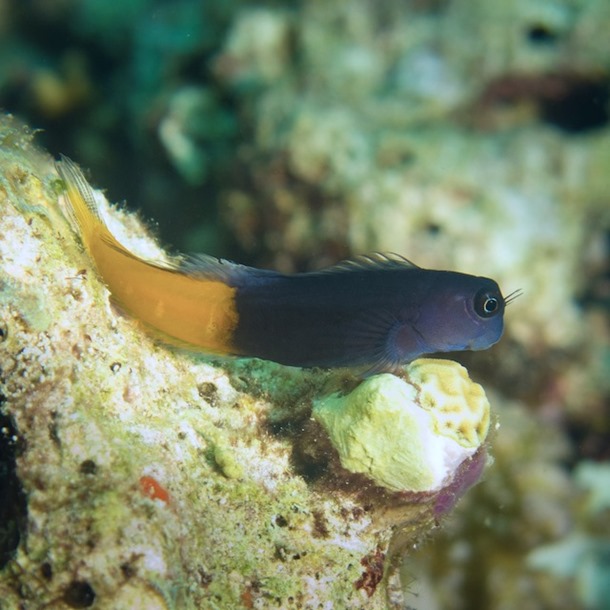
<box><xmin>1</xmin><ymin>0</ymin><xmax>610</xmax><ymax>609</ymax></box>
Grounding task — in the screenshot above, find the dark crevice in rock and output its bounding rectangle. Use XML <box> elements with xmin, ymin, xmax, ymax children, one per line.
<box><xmin>0</xmin><ymin>412</ymin><xmax>28</xmax><ymax>569</ymax></box>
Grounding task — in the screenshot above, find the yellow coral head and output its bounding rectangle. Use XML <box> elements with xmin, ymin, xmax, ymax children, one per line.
<box><xmin>312</xmin><ymin>359</ymin><xmax>490</xmax><ymax>494</ymax></box>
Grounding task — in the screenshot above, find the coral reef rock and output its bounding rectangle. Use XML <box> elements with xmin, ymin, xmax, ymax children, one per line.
<box><xmin>0</xmin><ymin>116</ymin><xmax>492</xmax><ymax>609</ymax></box>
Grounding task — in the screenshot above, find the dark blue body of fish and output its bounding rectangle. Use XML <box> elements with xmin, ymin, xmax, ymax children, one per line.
<box><xmin>229</xmin><ymin>254</ymin><xmax>506</xmax><ymax>374</ymax></box>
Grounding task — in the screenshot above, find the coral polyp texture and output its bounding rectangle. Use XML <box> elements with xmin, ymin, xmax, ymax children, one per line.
<box><xmin>0</xmin><ymin>116</ymin><xmax>491</xmax><ymax>609</ymax></box>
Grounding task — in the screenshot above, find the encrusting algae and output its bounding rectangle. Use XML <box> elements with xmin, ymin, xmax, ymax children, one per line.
<box><xmin>0</xmin><ymin>115</ymin><xmax>495</xmax><ymax>609</ymax></box>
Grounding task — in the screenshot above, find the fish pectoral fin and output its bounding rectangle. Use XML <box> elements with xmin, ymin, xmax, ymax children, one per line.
<box><xmin>337</xmin><ymin>309</ymin><xmax>406</xmax><ymax>374</ymax></box>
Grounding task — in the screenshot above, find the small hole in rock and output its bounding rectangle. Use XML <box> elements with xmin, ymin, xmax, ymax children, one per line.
<box><xmin>63</xmin><ymin>580</ymin><xmax>96</xmax><ymax>608</ymax></box>
<box><xmin>542</xmin><ymin>77</ymin><xmax>610</xmax><ymax>133</ymax></box>
<box><xmin>526</xmin><ymin>24</ymin><xmax>558</xmax><ymax>44</ymax></box>
<box><xmin>79</xmin><ymin>460</ymin><xmax>97</xmax><ymax>475</ymax></box>
<box><xmin>41</xmin><ymin>562</ymin><xmax>53</xmax><ymax>580</ymax></box>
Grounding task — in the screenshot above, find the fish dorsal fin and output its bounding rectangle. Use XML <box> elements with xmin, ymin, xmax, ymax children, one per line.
<box><xmin>312</xmin><ymin>252</ymin><xmax>419</xmax><ymax>275</ymax></box>
<box><xmin>179</xmin><ymin>253</ymin><xmax>280</xmax><ymax>285</ymax></box>
<box><xmin>180</xmin><ymin>251</ymin><xmax>418</xmax><ymax>284</ymax></box>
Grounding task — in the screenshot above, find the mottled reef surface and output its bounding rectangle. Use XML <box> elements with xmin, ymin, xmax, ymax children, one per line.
<box><xmin>2</xmin><ymin>1</ymin><xmax>610</xmax><ymax>609</ymax></box>
<box><xmin>0</xmin><ymin>116</ymin><xmax>497</xmax><ymax>609</ymax></box>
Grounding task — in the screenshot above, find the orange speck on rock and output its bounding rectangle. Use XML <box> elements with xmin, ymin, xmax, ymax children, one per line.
<box><xmin>139</xmin><ymin>475</ymin><xmax>170</xmax><ymax>504</ymax></box>
<box><xmin>240</xmin><ymin>588</ymin><xmax>254</xmax><ymax>608</ymax></box>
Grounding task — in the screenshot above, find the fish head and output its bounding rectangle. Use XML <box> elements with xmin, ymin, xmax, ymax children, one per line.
<box><xmin>414</xmin><ymin>273</ymin><xmax>506</xmax><ymax>355</ymax></box>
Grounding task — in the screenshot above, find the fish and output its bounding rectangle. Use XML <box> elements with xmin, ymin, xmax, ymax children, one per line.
<box><xmin>55</xmin><ymin>156</ymin><xmax>513</xmax><ymax>374</ymax></box>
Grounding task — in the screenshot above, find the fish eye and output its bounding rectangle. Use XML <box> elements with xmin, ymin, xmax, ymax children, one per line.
<box><xmin>474</xmin><ymin>289</ymin><xmax>502</xmax><ymax>318</ymax></box>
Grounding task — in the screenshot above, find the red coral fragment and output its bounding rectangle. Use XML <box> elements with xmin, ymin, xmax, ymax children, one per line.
<box><xmin>139</xmin><ymin>475</ymin><xmax>170</xmax><ymax>504</ymax></box>
<box><xmin>354</xmin><ymin>547</ymin><xmax>385</xmax><ymax>597</ymax></box>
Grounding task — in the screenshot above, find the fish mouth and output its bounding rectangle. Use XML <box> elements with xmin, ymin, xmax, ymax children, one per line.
<box><xmin>467</xmin><ymin>334</ymin><xmax>501</xmax><ymax>351</ymax></box>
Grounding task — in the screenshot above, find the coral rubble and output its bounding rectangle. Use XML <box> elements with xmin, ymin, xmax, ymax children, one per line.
<box><xmin>313</xmin><ymin>360</ymin><xmax>489</xmax><ymax>493</ymax></box>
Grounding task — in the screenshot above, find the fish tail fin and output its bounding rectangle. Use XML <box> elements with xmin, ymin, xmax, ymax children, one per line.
<box><xmin>55</xmin><ymin>155</ymin><xmax>241</xmax><ymax>354</ymax></box>
<box><xmin>55</xmin><ymin>155</ymin><xmax>122</xmax><ymax>253</ymax></box>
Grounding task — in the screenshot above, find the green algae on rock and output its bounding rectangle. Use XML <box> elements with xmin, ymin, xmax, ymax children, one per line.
<box><xmin>0</xmin><ymin>115</ymin><xmax>492</xmax><ymax>609</ymax></box>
